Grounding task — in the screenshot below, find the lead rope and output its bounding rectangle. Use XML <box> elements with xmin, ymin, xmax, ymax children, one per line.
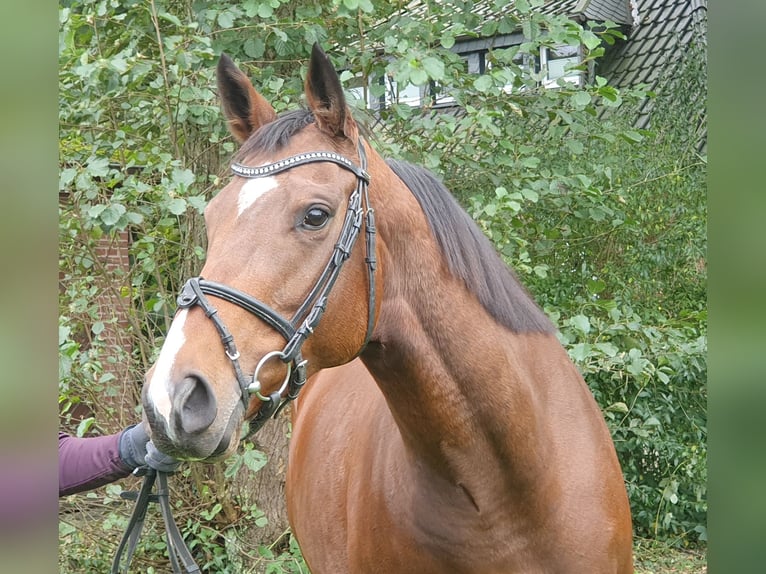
<box><xmin>110</xmin><ymin>468</ymin><xmax>199</xmax><ymax>574</ymax></box>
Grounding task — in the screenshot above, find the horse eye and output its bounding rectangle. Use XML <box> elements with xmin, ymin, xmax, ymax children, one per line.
<box><xmin>302</xmin><ymin>206</ymin><xmax>330</xmax><ymax>230</ymax></box>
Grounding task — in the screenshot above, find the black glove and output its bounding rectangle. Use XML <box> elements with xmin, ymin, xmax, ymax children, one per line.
<box><xmin>118</xmin><ymin>423</ymin><xmax>150</xmax><ymax>470</ymax></box>
<box><xmin>119</xmin><ymin>423</ymin><xmax>181</xmax><ymax>473</ymax></box>
<box><xmin>145</xmin><ymin>440</ymin><xmax>181</xmax><ymax>473</ymax></box>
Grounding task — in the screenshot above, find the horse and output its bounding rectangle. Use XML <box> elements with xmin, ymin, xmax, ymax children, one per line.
<box><xmin>142</xmin><ymin>43</ymin><xmax>634</xmax><ymax>573</ymax></box>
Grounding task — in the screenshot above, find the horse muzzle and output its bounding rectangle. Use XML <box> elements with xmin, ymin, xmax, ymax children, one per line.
<box><xmin>142</xmin><ymin>375</ymin><xmax>245</xmax><ymax>461</ymax></box>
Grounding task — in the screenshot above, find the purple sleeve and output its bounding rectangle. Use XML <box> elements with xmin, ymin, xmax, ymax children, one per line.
<box><xmin>59</xmin><ymin>431</ymin><xmax>133</xmax><ymax>497</ymax></box>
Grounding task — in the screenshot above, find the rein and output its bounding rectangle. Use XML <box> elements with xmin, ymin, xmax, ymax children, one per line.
<box><xmin>112</xmin><ymin>140</ymin><xmax>376</xmax><ymax>573</ymax></box>
<box><xmin>111</xmin><ymin>468</ymin><xmax>198</xmax><ymax>574</ymax></box>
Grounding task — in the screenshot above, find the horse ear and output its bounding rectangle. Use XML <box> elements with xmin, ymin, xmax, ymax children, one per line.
<box><xmin>216</xmin><ymin>53</ymin><xmax>277</xmax><ymax>144</ymax></box>
<box><xmin>305</xmin><ymin>43</ymin><xmax>357</xmax><ymax>140</ymax></box>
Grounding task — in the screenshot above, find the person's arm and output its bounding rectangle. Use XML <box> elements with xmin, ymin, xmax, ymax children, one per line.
<box><xmin>58</xmin><ymin>430</ymin><xmax>133</xmax><ymax>497</ymax></box>
<box><xmin>59</xmin><ymin>423</ymin><xmax>181</xmax><ymax>497</ymax></box>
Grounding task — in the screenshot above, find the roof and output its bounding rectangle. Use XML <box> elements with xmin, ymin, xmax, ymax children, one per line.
<box><xmin>573</xmin><ymin>0</ymin><xmax>633</xmax><ymax>25</ymax></box>
<box><xmin>393</xmin><ymin>0</ymin><xmax>634</xmax><ymax>37</ymax></box>
<box><xmin>597</xmin><ymin>0</ymin><xmax>707</xmax><ymax>145</ymax></box>
<box><xmin>598</xmin><ymin>0</ymin><xmax>707</xmax><ymax>90</ymax></box>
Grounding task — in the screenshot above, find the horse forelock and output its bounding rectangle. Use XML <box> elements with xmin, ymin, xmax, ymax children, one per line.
<box><xmin>386</xmin><ymin>159</ymin><xmax>555</xmax><ymax>335</ymax></box>
<box><xmin>235</xmin><ymin>108</ymin><xmax>316</xmax><ymax>161</ymax></box>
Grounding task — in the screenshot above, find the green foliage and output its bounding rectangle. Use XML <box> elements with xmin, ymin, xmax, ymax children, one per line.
<box><xmin>59</xmin><ymin>0</ymin><xmax>706</xmax><ymax>568</ymax></box>
<box><xmin>556</xmin><ymin>302</ymin><xmax>707</xmax><ymax>544</ymax></box>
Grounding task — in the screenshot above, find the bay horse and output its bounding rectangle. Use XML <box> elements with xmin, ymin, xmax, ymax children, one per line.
<box><xmin>142</xmin><ymin>43</ymin><xmax>633</xmax><ymax>573</ymax></box>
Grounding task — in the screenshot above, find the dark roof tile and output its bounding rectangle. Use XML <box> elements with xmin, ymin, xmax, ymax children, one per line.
<box><xmin>600</xmin><ymin>0</ymin><xmax>706</xmax><ymax>91</ymax></box>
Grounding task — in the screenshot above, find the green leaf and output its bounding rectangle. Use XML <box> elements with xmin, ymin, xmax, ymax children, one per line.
<box><xmin>217</xmin><ymin>11</ymin><xmax>235</xmax><ymax>29</ymax></box>
<box><xmin>59</xmin><ymin>521</ymin><xmax>77</xmax><ymax>537</ymax></box>
<box><xmin>125</xmin><ymin>211</ymin><xmax>144</xmax><ymax>224</ymax></box>
<box><xmin>60</xmin><ymin>167</ymin><xmax>77</xmax><ymax>189</ymax></box>
<box><xmin>242</xmin><ymin>0</ymin><xmax>260</xmax><ymax>18</ymax></box>
<box><xmin>570</xmin><ymin>314</ymin><xmax>591</xmax><ymax>334</ymax></box>
<box><xmin>100</xmin><ymin>203</ymin><xmax>126</xmax><ymax>226</ymax></box>
<box><xmin>520</xmin><ymin>188</ymin><xmax>539</xmax><ymax>202</ymax></box>
<box><xmin>59</xmin><ymin>324</ymin><xmax>71</xmax><ymax>346</ymax></box>
<box><xmin>620</xmin><ymin>130</ymin><xmax>645</xmax><ymax>143</ymax></box>
<box><xmin>87</xmin><ymin>157</ymin><xmax>111</xmax><ymax>178</ymax></box>
<box><xmin>581</xmin><ymin>30</ymin><xmax>602</xmax><ymax>51</ymax></box>
<box><xmin>473</xmin><ymin>74</ymin><xmax>494</xmax><ymax>92</ymax></box>
<box><xmin>166</xmin><ymin>198</ymin><xmax>188</xmax><ymax>215</ymax></box>
<box><xmin>187</xmin><ymin>195</ymin><xmax>208</xmax><ymax>214</ymax></box>
<box><xmin>569</xmin><ymin>342</ymin><xmax>590</xmax><ymax>362</ymax></box>
<box><xmin>595</xmin><ymin>342</ymin><xmax>619</xmax><ymax>357</ymax></box>
<box><xmin>171</xmin><ymin>167</ymin><xmax>196</xmax><ymax>189</ymax></box>
<box><xmin>257</xmin><ymin>3</ymin><xmax>274</xmax><ymax>18</ymax></box>
<box><xmin>410</xmin><ymin>67</ymin><xmax>428</xmax><ymax>86</ymax></box>
<box><xmin>587</xmin><ymin>278</ymin><xmax>606</xmax><ymax>294</ymax></box>
<box><xmin>533</xmin><ymin>265</ymin><xmax>548</xmax><ymax>278</ymax></box>
<box><xmin>358</xmin><ymin>0</ymin><xmax>374</xmax><ymax>12</ymax></box>
<box><xmin>87</xmin><ymin>204</ymin><xmax>107</xmax><ymax>219</ymax></box>
<box><xmin>571</xmin><ymin>91</ymin><xmax>591</xmax><ymax>108</ymax></box>
<box><xmin>565</xmin><ymin>139</ymin><xmax>584</xmax><ymax>155</ymax></box>
<box><xmin>224</xmin><ymin>454</ymin><xmax>243</xmax><ymax>478</ymax></box>
<box><xmin>158</xmin><ymin>11</ymin><xmax>182</xmax><ymax>26</ymax></box>
<box><xmin>422</xmin><ymin>57</ymin><xmax>445</xmax><ymax>81</ymax></box>
<box><xmin>76</xmin><ymin>417</ymin><xmax>95</xmax><ymax>437</ymax></box>
<box><xmin>627</xmin><ymin>351</ymin><xmax>646</xmax><ymax>377</ymax></box>
<box><xmin>520</xmin><ymin>156</ymin><xmax>540</xmax><ymax>169</ymax></box>
<box><xmin>607</xmin><ymin>402</ymin><xmax>629</xmax><ymax>413</ymax></box>
<box><xmin>243</xmin><ymin>448</ymin><xmax>268</xmax><ymax>473</ymax></box>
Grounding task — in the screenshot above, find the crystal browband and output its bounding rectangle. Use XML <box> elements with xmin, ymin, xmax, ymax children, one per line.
<box><xmin>231</xmin><ymin>150</ymin><xmax>370</xmax><ymax>183</ymax></box>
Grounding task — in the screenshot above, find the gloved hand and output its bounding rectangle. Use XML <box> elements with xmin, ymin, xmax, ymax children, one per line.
<box><xmin>118</xmin><ymin>422</ymin><xmax>181</xmax><ymax>473</ymax></box>
<box><xmin>145</xmin><ymin>440</ymin><xmax>181</xmax><ymax>473</ymax></box>
<box><xmin>118</xmin><ymin>422</ymin><xmax>151</xmax><ymax>470</ymax></box>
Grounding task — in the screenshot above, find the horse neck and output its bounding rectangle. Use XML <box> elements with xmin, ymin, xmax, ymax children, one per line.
<box><xmin>360</xmin><ymin>154</ymin><xmax>563</xmax><ymax>495</ymax></box>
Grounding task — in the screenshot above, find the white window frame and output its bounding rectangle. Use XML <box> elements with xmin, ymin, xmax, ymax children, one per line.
<box><xmin>540</xmin><ymin>45</ymin><xmax>583</xmax><ymax>88</ymax></box>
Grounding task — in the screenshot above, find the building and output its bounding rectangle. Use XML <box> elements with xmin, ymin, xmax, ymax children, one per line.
<box><xmin>352</xmin><ymin>0</ymin><xmax>707</xmax><ymax>147</ymax></box>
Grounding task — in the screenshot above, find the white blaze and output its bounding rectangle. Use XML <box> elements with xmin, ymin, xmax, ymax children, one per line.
<box><xmin>147</xmin><ymin>309</ymin><xmax>188</xmax><ymax>425</ymax></box>
<box><xmin>237</xmin><ymin>176</ymin><xmax>278</xmax><ymax>217</ymax></box>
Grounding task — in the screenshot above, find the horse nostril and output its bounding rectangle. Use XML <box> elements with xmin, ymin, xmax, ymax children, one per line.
<box><xmin>172</xmin><ymin>375</ymin><xmax>218</xmax><ymax>435</ymax></box>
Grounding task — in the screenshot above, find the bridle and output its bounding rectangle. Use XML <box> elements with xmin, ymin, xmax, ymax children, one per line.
<box><xmin>112</xmin><ymin>140</ymin><xmax>376</xmax><ymax>574</ymax></box>
<box><xmin>176</xmin><ymin>139</ymin><xmax>376</xmax><ymax>438</ymax></box>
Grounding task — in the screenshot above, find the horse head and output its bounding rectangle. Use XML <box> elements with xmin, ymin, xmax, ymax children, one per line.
<box><xmin>142</xmin><ymin>44</ymin><xmax>378</xmax><ymax>460</ymax></box>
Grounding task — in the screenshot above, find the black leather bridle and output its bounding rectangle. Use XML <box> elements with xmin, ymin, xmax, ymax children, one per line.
<box><xmin>177</xmin><ymin>139</ymin><xmax>376</xmax><ymax>438</ymax></box>
<box><xmin>112</xmin><ymin>140</ymin><xmax>376</xmax><ymax>574</ymax></box>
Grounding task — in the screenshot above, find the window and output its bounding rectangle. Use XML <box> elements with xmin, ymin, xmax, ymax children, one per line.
<box><xmin>484</xmin><ymin>49</ymin><xmax>530</xmax><ymax>94</ymax></box>
<box><xmin>541</xmin><ymin>45</ymin><xmax>583</xmax><ymax>87</ymax></box>
<box><xmin>386</xmin><ymin>76</ymin><xmax>422</xmax><ymax>107</ymax></box>
<box><xmin>353</xmin><ymin>42</ymin><xmax>584</xmax><ymax>113</ymax></box>
<box><xmin>345</xmin><ymin>74</ymin><xmax>368</xmax><ymax>107</ymax></box>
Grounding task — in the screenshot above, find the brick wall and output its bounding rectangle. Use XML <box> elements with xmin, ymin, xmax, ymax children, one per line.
<box><xmin>61</xmin><ymin>183</ymin><xmax>138</xmax><ymax>424</ymax></box>
<box><xmin>92</xmin><ymin>230</ymin><xmax>134</xmax><ymax>387</ymax></box>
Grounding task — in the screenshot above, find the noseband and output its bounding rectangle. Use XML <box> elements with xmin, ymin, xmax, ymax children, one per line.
<box><xmin>176</xmin><ymin>140</ymin><xmax>376</xmax><ymax>438</ymax></box>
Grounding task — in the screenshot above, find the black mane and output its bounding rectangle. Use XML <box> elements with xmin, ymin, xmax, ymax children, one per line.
<box><xmin>387</xmin><ymin>160</ymin><xmax>555</xmax><ymax>334</ymax></box>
